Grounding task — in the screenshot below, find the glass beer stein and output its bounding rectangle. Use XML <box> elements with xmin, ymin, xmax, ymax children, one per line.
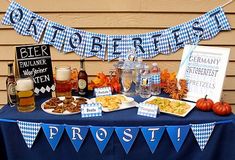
<box><xmin>16</xmin><ymin>77</ymin><xmax>35</xmax><ymax>112</ymax></box>
<box><xmin>55</xmin><ymin>66</ymin><xmax>72</xmax><ymax>97</ymax></box>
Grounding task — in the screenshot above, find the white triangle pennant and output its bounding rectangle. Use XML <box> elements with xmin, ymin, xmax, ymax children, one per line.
<box><xmin>17</xmin><ymin>121</ymin><xmax>41</xmax><ymax>148</ymax></box>
<box><xmin>191</xmin><ymin>122</ymin><xmax>215</xmax><ymax>151</ymax></box>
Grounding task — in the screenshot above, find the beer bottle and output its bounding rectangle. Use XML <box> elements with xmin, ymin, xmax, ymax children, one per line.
<box><xmin>78</xmin><ymin>59</ymin><xmax>88</xmax><ymax>96</ymax></box>
<box><xmin>6</xmin><ymin>62</ymin><xmax>16</xmax><ymax>105</ymax></box>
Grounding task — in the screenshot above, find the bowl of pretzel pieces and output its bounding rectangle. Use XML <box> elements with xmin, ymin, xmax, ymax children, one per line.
<box><xmin>41</xmin><ymin>96</ymin><xmax>89</xmax><ymax>115</ymax></box>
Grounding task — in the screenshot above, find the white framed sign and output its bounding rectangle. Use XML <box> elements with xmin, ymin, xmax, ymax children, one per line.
<box><xmin>177</xmin><ymin>45</ymin><xmax>230</xmax><ymax>102</ymax></box>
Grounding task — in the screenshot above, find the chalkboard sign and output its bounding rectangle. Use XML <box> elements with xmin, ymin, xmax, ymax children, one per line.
<box><xmin>16</xmin><ymin>44</ymin><xmax>55</xmax><ymax>95</ymax></box>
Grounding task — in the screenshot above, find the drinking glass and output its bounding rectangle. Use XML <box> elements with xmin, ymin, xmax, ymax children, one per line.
<box><xmin>16</xmin><ymin>77</ymin><xmax>35</xmax><ymax>112</ymax></box>
<box><xmin>121</xmin><ymin>69</ymin><xmax>133</xmax><ymax>95</ymax></box>
<box><xmin>55</xmin><ymin>66</ymin><xmax>72</xmax><ymax>97</ymax></box>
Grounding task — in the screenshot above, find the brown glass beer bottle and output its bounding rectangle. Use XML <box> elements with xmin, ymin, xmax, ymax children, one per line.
<box><xmin>6</xmin><ymin>62</ymin><xmax>16</xmax><ymax>105</ymax></box>
<box><xmin>78</xmin><ymin>59</ymin><xmax>88</xmax><ymax>96</ymax></box>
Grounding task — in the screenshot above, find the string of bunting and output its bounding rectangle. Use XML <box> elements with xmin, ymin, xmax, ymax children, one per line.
<box><xmin>1</xmin><ymin>1</ymin><xmax>232</xmax><ymax>61</ymax></box>
<box><xmin>0</xmin><ymin>118</ymin><xmax>234</xmax><ymax>153</ymax></box>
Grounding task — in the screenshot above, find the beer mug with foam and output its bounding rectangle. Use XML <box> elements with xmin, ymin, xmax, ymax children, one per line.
<box><xmin>16</xmin><ymin>77</ymin><xmax>35</xmax><ymax>112</ymax></box>
<box><xmin>55</xmin><ymin>66</ymin><xmax>72</xmax><ymax>97</ymax></box>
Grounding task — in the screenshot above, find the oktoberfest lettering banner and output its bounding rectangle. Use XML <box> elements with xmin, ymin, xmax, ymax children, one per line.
<box><xmin>1</xmin><ymin>1</ymin><xmax>231</xmax><ymax>61</ymax></box>
<box><xmin>0</xmin><ymin>119</ymin><xmax>233</xmax><ymax>153</ymax></box>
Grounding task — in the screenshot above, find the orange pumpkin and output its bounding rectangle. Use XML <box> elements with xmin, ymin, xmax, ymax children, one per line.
<box><xmin>212</xmin><ymin>101</ymin><xmax>232</xmax><ymax>116</ymax></box>
<box><xmin>196</xmin><ymin>95</ymin><xmax>214</xmax><ymax>111</ymax></box>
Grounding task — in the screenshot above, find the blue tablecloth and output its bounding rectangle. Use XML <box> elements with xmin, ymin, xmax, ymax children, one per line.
<box><xmin>0</xmin><ymin>93</ymin><xmax>235</xmax><ymax>160</ymax></box>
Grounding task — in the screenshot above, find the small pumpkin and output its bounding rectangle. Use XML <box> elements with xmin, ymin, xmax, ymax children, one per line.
<box><xmin>196</xmin><ymin>95</ymin><xmax>214</xmax><ymax>111</ymax></box>
<box><xmin>212</xmin><ymin>101</ymin><xmax>232</xmax><ymax>116</ymax></box>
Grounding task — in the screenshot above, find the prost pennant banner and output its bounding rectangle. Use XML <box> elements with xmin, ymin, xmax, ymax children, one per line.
<box><xmin>2</xmin><ymin>1</ymin><xmax>231</xmax><ymax>61</ymax></box>
<box><xmin>0</xmin><ymin>119</ymin><xmax>233</xmax><ymax>153</ymax></box>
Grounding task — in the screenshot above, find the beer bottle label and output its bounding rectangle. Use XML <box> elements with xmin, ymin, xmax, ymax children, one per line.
<box><xmin>7</xmin><ymin>83</ymin><xmax>16</xmax><ymax>96</ymax></box>
<box><xmin>141</xmin><ymin>78</ymin><xmax>151</xmax><ymax>86</ymax></box>
<box><xmin>7</xmin><ymin>83</ymin><xmax>16</xmax><ymax>104</ymax></box>
<box><xmin>151</xmin><ymin>73</ymin><xmax>161</xmax><ymax>84</ymax></box>
<box><xmin>78</xmin><ymin>79</ymin><xmax>87</xmax><ymax>90</ymax></box>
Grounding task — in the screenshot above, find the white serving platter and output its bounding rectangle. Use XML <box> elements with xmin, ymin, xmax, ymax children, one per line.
<box><xmin>143</xmin><ymin>96</ymin><xmax>196</xmax><ymax>117</ymax></box>
<box><xmin>41</xmin><ymin>96</ymin><xmax>89</xmax><ymax>115</ymax></box>
<box><xmin>90</xmin><ymin>95</ymin><xmax>138</xmax><ymax>112</ymax></box>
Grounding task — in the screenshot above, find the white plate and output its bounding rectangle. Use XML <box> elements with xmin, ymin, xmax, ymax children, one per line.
<box><xmin>90</xmin><ymin>95</ymin><xmax>138</xmax><ymax>112</ymax></box>
<box><xmin>41</xmin><ymin>96</ymin><xmax>89</xmax><ymax>115</ymax></box>
<box><xmin>143</xmin><ymin>96</ymin><xmax>195</xmax><ymax>117</ymax></box>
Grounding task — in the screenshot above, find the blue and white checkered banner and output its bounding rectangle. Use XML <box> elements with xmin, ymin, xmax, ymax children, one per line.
<box><xmin>168</xmin><ymin>24</ymin><xmax>191</xmax><ymax>53</ymax></box>
<box><xmin>2</xmin><ymin>1</ymin><xmax>30</xmax><ymax>35</ymax></box>
<box><xmin>157</xmin><ymin>30</ymin><xmax>171</xmax><ymax>54</ymax></box>
<box><xmin>186</xmin><ymin>15</ymin><xmax>212</xmax><ymax>42</ymax></box>
<box><xmin>1</xmin><ymin>3</ymin><xmax>232</xmax><ymax>60</ymax></box>
<box><xmin>208</xmin><ymin>7</ymin><xmax>231</xmax><ymax>31</ymax></box>
<box><xmin>141</xmin><ymin>126</ymin><xmax>165</xmax><ymax>153</ymax></box>
<box><xmin>191</xmin><ymin>122</ymin><xmax>215</xmax><ymax>151</ymax></box>
<box><xmin>63</xmin><ymin>27</ymin><xmax>86</xmax><ymax>56</ymax></box>
<box><xmin>166</xmin><ymin>125</ymin><xmax>190</xmax><ymax>152</ymax></box>
<box><xmin>204</xmin><ymin>7</ymin><xmax>231</xmax><ymax>39</ymax></box>
<box><xmin>42</xmin><ymin>124</ymin><xmax>64</xmax><ymax>151</ymax></box>
<box><xmin>115</xmin><ymin>127</ymin><xmax>139</xmax><ymax>154</ymax></box>
<box><xmin>107</xmin><ymin>35</ymin><xmax>132</xmax><ymax>61</ymax></box>
<box><xmin>90</xmin><ymin>127</ymin><xmax>114</xmax><ymax>153</ymax></box>
<box><xmin>21</xmin><ymin>12</ymin><xmax>48</xmax><ymax>42</ymax></box>
<box><xmin>65</xmin><ymin>125</ymin><xmax>89</xmax><ymax>152</ymax></box>
<box><xmin>17</xmin><ymin>121</ymin><xmax>41</xmax><ymax>148</ymax></box>
<box><xmin>147</xmin><ymin>31</ymin><xmax>163</xmax><ymax>58</ymax></box>
<box><xmin>84</xmin><ymin>32</ymin><xmax>107</xmax><ymax>60</ymax></box>
<box><xmin>129</xmin><ymin>33</ymin><xmax>152</xmax><ymax>59</ymax></box>
<box><xmin>43</xmin><ymin>22</ymin><xmax>66</xmax><ymax>51</ymax></box>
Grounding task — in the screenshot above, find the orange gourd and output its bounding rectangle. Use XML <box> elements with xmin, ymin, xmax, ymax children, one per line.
<box><xmin>196</xmin><ymin>95</ymin><xmax>214</xmax><ymax>111</ymax></box>
<box><xmin>212</xmin><ymin>101</ymin><xmax>232</xmax><ymax>116</ymax></box>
